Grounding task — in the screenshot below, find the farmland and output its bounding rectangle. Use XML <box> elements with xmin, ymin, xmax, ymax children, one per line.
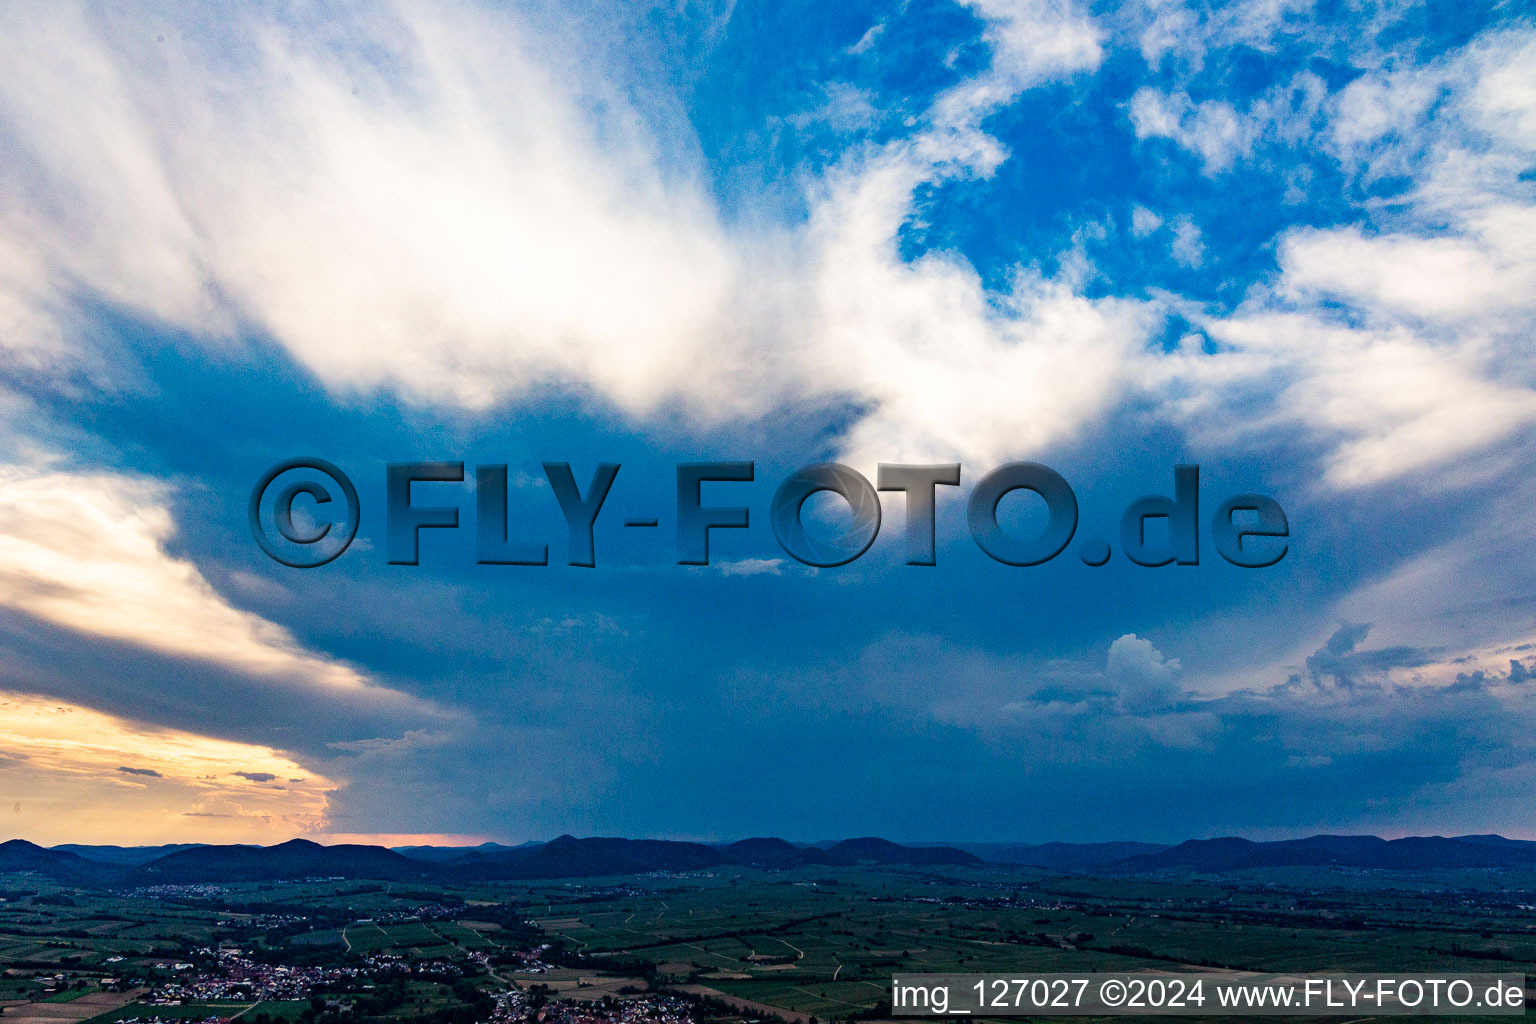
<box><xmin>2</xmin><ymin>861</ymin><xmax>1535</xmax><ymax>1024</ymax></box>
<box><xmin>513</xmin><ymin>867</ymin><xmax>1536</xmax><ymax>1016</ymax></box>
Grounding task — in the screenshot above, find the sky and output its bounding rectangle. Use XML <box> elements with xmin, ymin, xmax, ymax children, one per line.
<box><xmin>1</xmin><ymin>0</ymin><xmax>1535</xmax><ymax>846</ymax></box>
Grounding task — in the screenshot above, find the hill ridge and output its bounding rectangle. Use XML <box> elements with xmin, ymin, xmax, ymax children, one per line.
<box><xmin>5</xmin><ymin>832</ymin><xmax>1533</xmax><ymax>885</ymax></box>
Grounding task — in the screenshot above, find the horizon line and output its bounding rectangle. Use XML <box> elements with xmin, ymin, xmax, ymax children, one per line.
<box><xmin>10</xmin><ymin>829</ymin><xmax>1532</xmax><ymax>850</ymax></box>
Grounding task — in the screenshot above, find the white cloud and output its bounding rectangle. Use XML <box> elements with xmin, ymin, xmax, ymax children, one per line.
<box><xmin>1471</xmin><ymin>38</ymin><xmax>1536</xmax><ymax>150</ymax></box>
<box><xmin>1135</xmin><ymin>0</ymin><xmax>1202</xmax><ymax>70</ymax></box>
<box><xmin>1130</xmin><ymin>204</ymin><xmax>1164</xmax><ymax>237</ymax></box>
<box><xmin>1330</xmin><ymin>29</ymin><xmax>1536</xmax><ymax>168</ymax></box>
<box><xmin>1137</xmin><ymin>25</ymin><xmax>1536</xmax><ymax>489</ymax></box>
<box><xmin>0</xmin><ymin>1</ymin><xmax>1531</xmax><ymax>508</ymax></box>
<box><xmin>848</xmin><ymin>21</ymin><xmax>887</xmax><ymax>56</ymax></box>
<box><xmin>1160</xmin><ymin>310</ymin><xmax>1536</xmax><ymax>488</ymax></box>
<box><xmin>956</xmin><ymin>0</ymin><xmax>1104</xmax><ymax>100</ymax></box>
<box><xmin>0</xmin><ymin>2</ymin><xmax>764</xmax><ymax>418</ymax></box>
<box><xmin>1279</xmin><ymin>215</ymin><xmax>1536</xmax><ymax>324</ymax></box>
<box><xmin>1107</xmin><ymin>633</ymin><xmax>1182</xmax><ymax>711</ymax></box>
<box><xmin>717</xmin><ymin>558</ymin><xmax>786</xmax><ymax>576</ymax></box>
<box><xmin>789</xmin><ymin>82</ymin><xmax>880</xmax><ymax>134</ymax></box>
<box><xmin>0</xmin><ymin>0</ymin><xmax>1135</xmax><ymax>479</ymax></box>
<box><xmin>1169</xmin><ymin>216</ymin><xmax>1204</xmax><ymax>267</ymax></box>
<box><xmin>1128</xmin><ymin>72</ymin><xmax>1326</xmax><ymax>175</ymax></box>
<box><xmin>1127</xmin><ymin>0</ymin><xmax>1317</xmax><ymax>74</ymax></box>
<box><xmin>1107</xmin><ymin>633</ymin><xmax>1180</xmax><ymax>683</ymax></box>
<box><xmin>1130</xmin><ymin>88</ymin><xmax>1253</xmax><ymax>173</ymax></box>
<box><xmin>804</xmin><ymin>151</ymin><xmax>1155</xmax><ymax>467</ymax></box>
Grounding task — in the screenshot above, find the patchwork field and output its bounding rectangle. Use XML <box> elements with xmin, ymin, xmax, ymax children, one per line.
<box><xmin>2</xmin><ymin>989</ymin><xmax>145</xmax><ymax>1024</ymax></box>
<box><xmin>3</xmin><ymin>863</ymin><xmax>1535</xmax><ymax>1022</ymax></box>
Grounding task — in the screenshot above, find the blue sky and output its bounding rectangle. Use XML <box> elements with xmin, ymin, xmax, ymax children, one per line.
<box><xmin>0</xmin><ymin>0</ymin><xmax>1534</xmax><ymax>845</ymax></box>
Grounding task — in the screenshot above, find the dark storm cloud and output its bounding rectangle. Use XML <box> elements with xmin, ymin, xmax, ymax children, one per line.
<box><xmin>0</xmin><ymin>605</ymin><xmax>455</xmax><ymax>761</ymax></box>
<box><xmin>1300</xmin><ymin>624</ymin><xmax>1441</xmax><ymax>690</ymax></box>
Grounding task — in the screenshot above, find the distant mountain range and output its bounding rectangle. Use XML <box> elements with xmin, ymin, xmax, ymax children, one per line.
<box><xmin>0</xmin><ymin>834</ymin><xmax>981</xmax><ymax>887</ymax></box>
<box><xmin>391</xmin><ymin>841</ymin><xmax>537</xmax><ymax>862</ymax></box>
<box><xmin>4</xmin><ymin>832</ymin><xmax>1535</xmax><ymax>887</ymax></box>
<box><xmin>1118</xmin><ymin>834</ymin><xmax>1536</xmax><ymax>873</ymax></box>
<box><xmin>53</xmin><ymin>843</ymin><xmax>213</xmax><ymax>865</ymax></box>
<box><xmin>899</xmin><ymin>841</ymin><xmax>1170</xmax><ymax>868</ymax></box>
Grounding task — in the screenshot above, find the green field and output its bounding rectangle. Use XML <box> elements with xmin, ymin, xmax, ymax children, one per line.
<box><xmin>513</xmin><ymin>866</ymin><xmax>1536</xmax><ymax>1017</ymax></box>
<box><xmin>42</xmin><ymin>987</ymin><xmax>97</xmax><ymax>1002</ymax></box>
<box><xmin>4</xmin><ymin>863</ymin><xmax>1535</xmax><ymax>1023</ymax></box>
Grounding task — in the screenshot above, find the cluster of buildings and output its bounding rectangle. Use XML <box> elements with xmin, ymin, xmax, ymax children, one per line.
<box><xmin>365</xmin><ymin>954</ymin><xmax>464</xmax><ymax>979</ymax></box>
<box><xmin>215</xmin><ymin>913</ymin><xmax>310</xmax><ymax>930</ymax></box>
<box><xmin>361</xmin><ymin>903</ymin><xmax>466</xmax><ymax>924</ymax></box>
<box><xmin>141</xmin><ymin>950</ymin><xmax>703</xmax><ymax>1024</ymax></box>
<box><xmin>145</xmin><ymin>948</ymin><xmax>367</xmax><ymax>1003</ymax></box>
<box><xmin>489</xmin><ymin>992</ymin><xmax>698</xmax><ymax>1024</ymax></box>
<box><xmin>131</xmin><ymin>884</ymin><xmax>232</xmax><ymax>900</ymax></box>
<box><xmin>471</xmin><ymin>949</ymin><xmax>556</xmax><ymax>975</ymax></box>
<box><xmin>142</xmin><ymin>947</ymin><xmax>482</xmax><ymax>1004</ymax></box>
